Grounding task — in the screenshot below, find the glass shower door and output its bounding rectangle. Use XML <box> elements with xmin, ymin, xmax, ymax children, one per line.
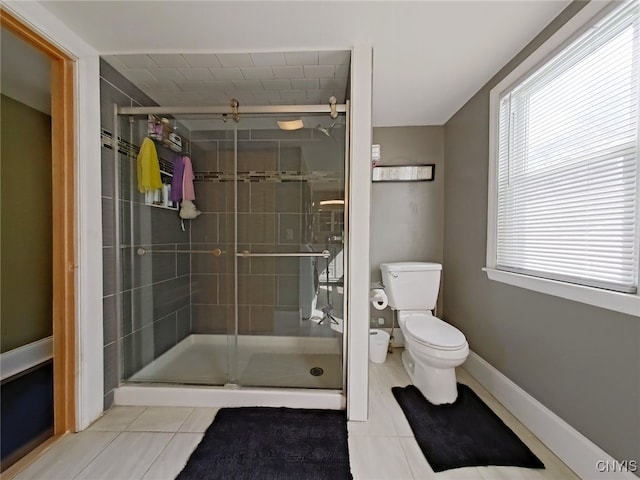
<box><xmin>231</xmin><ymin>113</ymin><xmax>346</xmax><ymax>389</ymax></box>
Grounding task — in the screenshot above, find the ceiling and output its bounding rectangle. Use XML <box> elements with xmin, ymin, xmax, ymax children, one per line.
<box><xmin>40</xmin><ymin>1</ymin><xmax>572</xmax><ymax>126</ymax></box>
<box><xmin>102</xmin><ymin>50</ymin><xmax>350</xmax><ymax>108</ymax></box>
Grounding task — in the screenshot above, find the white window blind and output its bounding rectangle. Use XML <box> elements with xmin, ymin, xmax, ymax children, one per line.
<box><xmin>496</xmin><ymin>0</ymin><xmax>639</xmax><ymax>294</ymax></box>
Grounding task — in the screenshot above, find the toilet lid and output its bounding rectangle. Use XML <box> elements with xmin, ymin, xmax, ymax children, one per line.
<box><xmin>405</xmin><ymin>316</ymin><xmax>467</xmax><ymax>350</ymax></box>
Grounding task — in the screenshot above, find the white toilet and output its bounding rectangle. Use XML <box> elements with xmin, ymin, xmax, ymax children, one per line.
<box><xmin>380</xmin><ymin>262</ymin><xmax>468</xmax><ymax>405</ymax></box>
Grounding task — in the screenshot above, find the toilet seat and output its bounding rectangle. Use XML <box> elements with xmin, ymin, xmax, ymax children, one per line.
<box><xmin>404</xmin><ymin>314</ymin><xmax>467</xmax><ymax>351</ymax></box>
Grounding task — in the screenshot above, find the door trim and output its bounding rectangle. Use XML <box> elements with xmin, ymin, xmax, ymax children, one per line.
<box><xmin>1</xmin><ymin>8</ymin><xmax>76</xmax><ymax>436</ymax></box>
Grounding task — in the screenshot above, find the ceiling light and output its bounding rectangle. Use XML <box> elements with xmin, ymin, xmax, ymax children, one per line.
<box><xmin>319</xmin><ymin>200</ymin><xmax>344</xmax><ymax>206</ymax></box>
<box><xmin>277</xmin><ymin>119</ymin><xmax>304</xmax><ymax>131</ymax></box>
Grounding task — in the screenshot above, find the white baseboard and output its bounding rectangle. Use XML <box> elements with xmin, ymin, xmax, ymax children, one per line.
<box><xmin>464</xmin><ymin>350</ymin><xmax>637</xmax><ymax>480</ymax></box>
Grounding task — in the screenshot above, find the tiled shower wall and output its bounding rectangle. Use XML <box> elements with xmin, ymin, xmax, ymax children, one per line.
<box><xmin>189</xmin><ymin>133</ymin><xmax>315</xmax><ymax>337</ymax></box>
<box><xmin>100</xmin><ymin>60</ymin><xmax>191</xmax><ymax>409</ymax></box>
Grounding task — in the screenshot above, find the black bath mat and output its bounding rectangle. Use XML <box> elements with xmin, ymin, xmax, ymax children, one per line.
<box><xmin>176</xmin><ymin>407</ymin><xmax>352</xmax><ymax>480</ymax></box>
<box><xmin>392</xmin><ymin>384</ymin><xmax>544</xmax><ymax>472</ymax></box>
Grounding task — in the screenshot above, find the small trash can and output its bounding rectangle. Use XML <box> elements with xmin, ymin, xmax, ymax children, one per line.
<box><xmin>369</xmin><ymin>329</ymin><xmax>390</xmax><ymax>363</ymax></box>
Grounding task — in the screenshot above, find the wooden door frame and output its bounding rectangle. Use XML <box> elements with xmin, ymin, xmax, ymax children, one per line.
<box><xmin>1</xmin><ymin>8</ymin><xmax>76</xmax><ymax>436</ymax></box>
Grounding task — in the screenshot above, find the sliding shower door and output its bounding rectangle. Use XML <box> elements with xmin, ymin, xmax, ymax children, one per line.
<box><xmin>232</xmin><ymin>113</ymin><xmax>347</xmax><ymax>389</ymax></box>
<box><xmin>118</xmin><ymin>109</ymin><xmax>347</xmax><ymax>391</ymax></box>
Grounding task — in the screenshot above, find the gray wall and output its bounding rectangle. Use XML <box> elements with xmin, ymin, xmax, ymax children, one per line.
<box><xmin>100</xmin><ymin>60</ymin><xmax>191</xmax><ymax>408</ymax></box>
<box><xmin>443</xmin><ymin>1</ymin><xmax>640</xmax><ymax>468</ymax></box>
<box><xmin>370</xmin><ymin>127</ymin><xmax>444</xmax><ymax>326</ymax></box>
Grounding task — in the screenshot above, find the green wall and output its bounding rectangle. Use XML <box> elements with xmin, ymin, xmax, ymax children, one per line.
<box><xmin>1</xmin><ymin>94</ymin><xmax>53</xmax><ymax>353</ymax></box>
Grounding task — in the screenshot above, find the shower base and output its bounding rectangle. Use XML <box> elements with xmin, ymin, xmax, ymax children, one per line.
<box><xmin>114</xmin><ymin>334</ymin><xmax>345</xmax><ymax>410</ymax></box>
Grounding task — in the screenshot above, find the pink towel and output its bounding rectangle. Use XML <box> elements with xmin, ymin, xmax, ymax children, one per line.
<box><xmin>182</xmin><ymin>156</ymin><xmax>196</xmax><ymax>201</ymax></box>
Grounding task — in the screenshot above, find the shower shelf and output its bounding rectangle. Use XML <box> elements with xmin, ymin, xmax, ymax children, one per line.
<box><xmin>144</xmin><ymin>202</ymin><xmax>178</xmax><ymax>211</ymax></box>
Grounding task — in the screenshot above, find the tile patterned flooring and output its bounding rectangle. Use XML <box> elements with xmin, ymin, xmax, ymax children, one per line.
<box><xmin>13</xmin><ymin>349</ymin><xmax>579</xmax><ymax>480</ymax></box>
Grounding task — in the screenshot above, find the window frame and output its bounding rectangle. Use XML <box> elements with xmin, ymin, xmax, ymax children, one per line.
<box><xmin>485</xmin><ymin>0</ymin><xmax>640</xmax><ymax>318</ymax></box>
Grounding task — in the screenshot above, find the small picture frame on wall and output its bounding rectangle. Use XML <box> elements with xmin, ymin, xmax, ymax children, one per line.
<box><xmin>372</xmin><ymin>164</ymin><xmax>435</xmax><ymax>182</ymax></box>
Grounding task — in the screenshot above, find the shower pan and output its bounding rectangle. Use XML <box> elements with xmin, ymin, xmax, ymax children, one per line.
<box><xmin>110</xmin><ymin>101</ymin><xmax>349</xmax><ymax>409</ymax></box>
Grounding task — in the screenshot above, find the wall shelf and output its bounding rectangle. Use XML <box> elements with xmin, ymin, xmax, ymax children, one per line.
<box><xmin>372</xmin><ymin>164</ymin><xmax>435</xmax><ymax>182</ymax></box>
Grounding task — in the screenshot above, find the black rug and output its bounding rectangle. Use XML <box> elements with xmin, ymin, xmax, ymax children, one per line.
<box><xmin>392</xmin><ymin>384</ymin><xmax>544</xmax><ymax>472</ymax></box>
<box><xmin>176</xmin><ymin>407</ymin><xmax>352</xmax><ymax>480</ymax></box>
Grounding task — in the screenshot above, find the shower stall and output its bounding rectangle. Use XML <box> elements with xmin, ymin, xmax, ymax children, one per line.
<box><xmin>110</xmin><ymin>101</ymin><xmax>349</xmax><ymax>407</ymax></box>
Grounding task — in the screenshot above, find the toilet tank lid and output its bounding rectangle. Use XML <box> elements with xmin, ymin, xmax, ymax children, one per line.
<box><xmin>380</xmin><ymin>262</ymin><xmax>442</xmax><ymax>272</ymax></box>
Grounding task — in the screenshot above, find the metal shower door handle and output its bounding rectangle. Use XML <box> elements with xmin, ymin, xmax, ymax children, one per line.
<box><xmin>236</xmin><ymin>250</ymin><xmax>330</xmax><ymax>258</ymax></box>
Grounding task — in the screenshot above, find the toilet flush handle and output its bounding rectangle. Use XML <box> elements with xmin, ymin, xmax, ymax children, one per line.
<box><xmin>390</xmin><ymin>272</ymin><xmax>399</xmax><ymax>278</ymax></box>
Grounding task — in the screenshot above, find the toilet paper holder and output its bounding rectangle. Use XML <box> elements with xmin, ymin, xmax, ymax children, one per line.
<box><xmin>369</xmin><ymin>288</ymin><xmax>388</xmax><ymax>310</ymax></box>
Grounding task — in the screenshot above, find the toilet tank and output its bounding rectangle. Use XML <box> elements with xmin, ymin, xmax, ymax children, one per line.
<box><xmin>380</xmin><ymin>262</ymin><xmax>442</xmax><ymax>310</ymax></box>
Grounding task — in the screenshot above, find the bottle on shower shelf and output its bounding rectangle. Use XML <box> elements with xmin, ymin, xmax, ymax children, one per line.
<box><xmin>169</xmin><ymin>125</ymin><xmax>182</xmax><ymax>152</ymax></box>
<box><xmin>147</xmin><ymin>115</ymin><xmax>163</xmax><ymax>140</ymax></box>
<box><xmin>161</xmin><ymin>118</ymin><xmax>171</xmax><ymax>147</ymax></box>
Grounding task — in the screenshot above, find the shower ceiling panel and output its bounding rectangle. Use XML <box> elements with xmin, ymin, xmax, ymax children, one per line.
<box><xmin>103</xmin><ymin>50</ymin><xmax>350</xmax><ymax>108</ymax></box>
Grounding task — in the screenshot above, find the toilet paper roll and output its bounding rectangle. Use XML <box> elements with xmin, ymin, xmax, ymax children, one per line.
<box><xmin>369</xmin><ymin>288</ymin><xmax>388</xmax><ymax>310</ymax></box>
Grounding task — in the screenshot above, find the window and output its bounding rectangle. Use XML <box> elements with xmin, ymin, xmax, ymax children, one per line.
<box><xmin>486</xmin><ymin>0</ymin><xmax>640</xmax><ymax>315</ymax></box>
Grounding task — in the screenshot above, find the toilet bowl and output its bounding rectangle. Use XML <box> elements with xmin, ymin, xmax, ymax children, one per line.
<box><xmin>398</xmin><ymin>310</ymin><xmax>468</xmax><ymax>404</ymax></box>
<box><xmin>380</xmin><ymin>262</ymin><xmax>469</xmax><ymax>405</ymax></box>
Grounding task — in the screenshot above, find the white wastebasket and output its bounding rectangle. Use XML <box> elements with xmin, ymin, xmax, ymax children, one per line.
<box><xmin>369</xmin><ymin>329</ymin><xmax>390</xmax><ymax>363</ymax></box>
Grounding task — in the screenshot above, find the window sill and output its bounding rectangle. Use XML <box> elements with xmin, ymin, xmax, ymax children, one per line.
<box><xmin>483</xmin><ymin>268</ymin><xmax>640</xmax><ymax>317</ymax></box>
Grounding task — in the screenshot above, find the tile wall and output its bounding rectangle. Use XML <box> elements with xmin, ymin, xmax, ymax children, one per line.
<box><xmin>100</xmin><ymin>60</ymin><xmax>191</xmax><ymax>408</ymax></box>
<box><xmin>189</xmin><ymin>132</ymin><xmax>319</xmax><ymax>337</ymax></box>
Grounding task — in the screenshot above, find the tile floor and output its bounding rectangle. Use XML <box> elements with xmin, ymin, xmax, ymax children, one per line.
<box><xmin>13</xmin><ymin>349</ymin><xmax>579</xmax><ymax>480</ymax></box>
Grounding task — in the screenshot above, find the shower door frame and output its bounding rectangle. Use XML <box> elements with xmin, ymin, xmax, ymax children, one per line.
<box><xmin>113</xmin><ymin>101</ymin><xmax>350</xmax><ymax>394</ymax></box>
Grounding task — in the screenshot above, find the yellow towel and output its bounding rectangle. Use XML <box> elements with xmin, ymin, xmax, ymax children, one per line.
<box><xmin>137</xmin><ymin>137</ymin><xmax>163</xmax><ymax>193</ymax></box>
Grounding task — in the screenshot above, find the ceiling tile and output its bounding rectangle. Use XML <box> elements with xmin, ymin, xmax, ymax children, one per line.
<box><xmin>103</xmin><ymin>55</ymin><xmax>128</xmax><ymax>72</ymax></box>
<box><xmin>284</xmin><ymin>51</ymin><xmax>319</xmax><ymax>66</ymax></box>
<box><xmin>202</xmin><ymin>79</ymin><xmax>237</xmax><ymax>91</ymax></box>
<box><xmin>178</xmin><ymin>91</ymin><xmax>207</xmax><ymax>103</ymax></box>
<box><xmin>181</xmin><ymin>68</ymin><xmax>214</xmax><ymax>81</ymax></box>
<box><xmin>250</xmin><ymin>52</ymin><xmax>286</xmax><ymax>67</ymax></box>
<box><xmin>232</xmin><ymin>80</ymin><xmax>264</xmax><ymax>91</ymax></box>
<box><xmin>200</xmin><ymin>92</ymin><xmax>232</xmax><ymax>105</ymax></box>
<box><xmin>149</xmin><ymin>54</ymin><xmax>190</xmax><ymax>68</ymax></box>
<box><xmin>306</xmin><ymin>91</ymin><xmax>322</xmax><ymax>104</ymax></box>
<box><xmin>209</xmin><ymin>68</ymin><xmax>244</xmax><ymax>81</ymax></box>
<box><xmin>182</xmin><ymin>54</ymin><xmax>222</xmax><ymax>68</ymax></box>
<box><xmin>303</xmin><ymin>65</ymin><xmax>336</xmax><ymax>79</ymax></box>
<box><xmin>319</xmin><ymin>50</ymin><xmax>351</xmax><ymax>66</ymax></box>
<box><xmin>151</xmin><ymin>80</ymin><xmax>180</xmax><ymax>92</ymax></box>
<box><xmin>177</xmin><ymin>80</ymin><xmax>208</xmax><ymax>91</ymax></box>
<box><xmin>231</xmin><ymin>91</ymin><xmax>257</xmax><ymax>104</ymax></box>
<box><xmin>241</xmin><ymin>67</ymin><xmax>274</xmax><ymax>80</ymax></box>
<box><xmin>280</xmin><ymin>90</ymin><xmax>309</xmax><ymax>103</ymax></box>
<box><xmin>123</xmin><ymin>68</ymin><xmax>158</xmax><ymax>83</ymax></box>
<box><xmin>272</xmin><ymin>66</ymin><xmax>304</xmax><ymax>79</ymax></box>
<box><xmin>254</xmin><ymin>91</ymin><xmax>282</xmax><ymax>103</ymax></box>
<box><xmin>291</xmin><ymin>78</ymin><xmax>320</xmax><ymax>90</ymax></box>
<box><xmin>251</xmin><ymin>96</ymin><xmax>270</xmax><ymax>106</ymax></box>
<box><xmin>147</xmin><ymin>68</ymin><xmax>184</xmax><ymax>81</ymax></box>
<box><xmin>335</xmin><ymin>65</ymin><xmax>350</xmax><ymax>79</ymax></box>
<box><xmin>216</xmin><ymin>53</ymin><xmax>253</xmax><ymax>67</ymax></box>
<box><xmin>261</xmin><ymin>79</ymin><xmax>292</xmax><ymax>90</ymax></box>
<box><xmin>116</xmin><ymin>54</ymin><xmax>157</xmax><ymax>68</ymax></box>
<box><xmin>148</xmin><ymin>93</ymin><xmax>174</xmax><ymax>104</ymax></box>
<box><xmin>104</xmin><ymin>49</ymin><xmax>348</xmax><ymax>111</ymax></box>
<box><xmin>320</xmin><ymin>78</ymin><xmax>344</xmax><ymax>90</ymax></box>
